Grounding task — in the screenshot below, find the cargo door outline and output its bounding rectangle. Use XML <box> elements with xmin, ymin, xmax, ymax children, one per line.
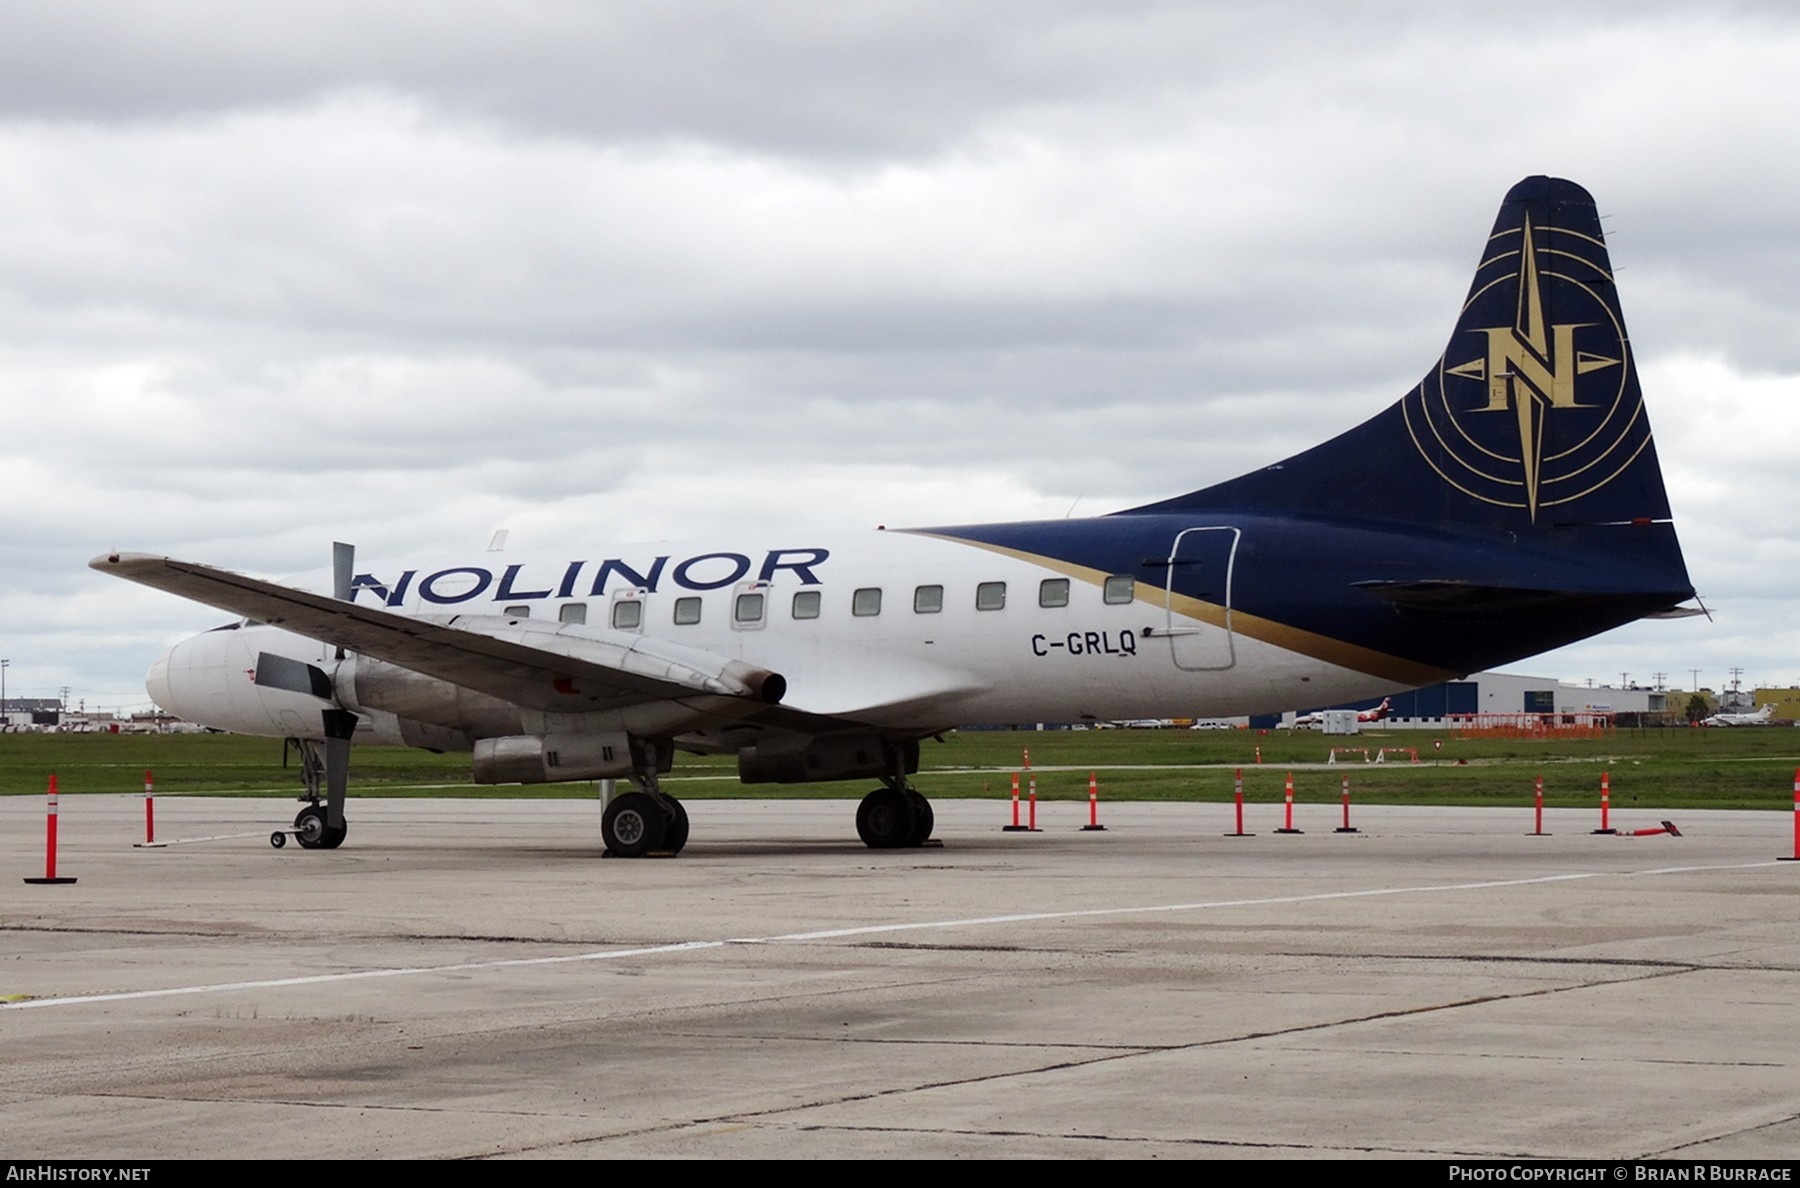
<box><xmin>1160</xmin><ymin>526</ymin><xmax>1239</xmax><ymax>671</ymax></box>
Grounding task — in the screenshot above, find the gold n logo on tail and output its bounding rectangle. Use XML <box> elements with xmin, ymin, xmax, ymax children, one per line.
<box><xmin>1439</xmin><ymin>215</ymin><xmax>1621</xmax><ymax>520</ymax></box>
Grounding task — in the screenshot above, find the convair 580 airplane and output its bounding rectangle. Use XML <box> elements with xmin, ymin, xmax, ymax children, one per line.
<box><xmin>94</xmin><ymin>177</ymin><xmax>1698</xmax><ymax>856</ymax></box>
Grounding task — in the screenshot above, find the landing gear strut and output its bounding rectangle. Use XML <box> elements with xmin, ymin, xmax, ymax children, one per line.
<box><xmin>282</xmin><ymin>738</ymin><xmax>349</xmax><ymax>849</ymax></box>
<box><xmin>280</xmin><ymin>712</ymin><xmax>355</xmax><ymax>851</ymax></box>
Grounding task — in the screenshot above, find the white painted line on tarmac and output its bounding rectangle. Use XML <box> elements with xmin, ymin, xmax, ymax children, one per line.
<box><xmin>4</xmin><ymin>859</ymin><xmax>1781</xmax><ymax>1011</ymax></box>
<box><xmin>2</xmin><ymin>941</ymin><xmax>728</xmax><ymax>1010</ymax></box>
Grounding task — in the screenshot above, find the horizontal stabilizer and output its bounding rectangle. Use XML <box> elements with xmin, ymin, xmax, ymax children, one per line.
<box><xmin>1352</xmin><ymin>580</ymin><xmax>1669</xmax><ymax>620</ymax></box>
<box><xmin>1639</xmin><ymin>605</ymin><xmax>1708</xmax><ymax>620</ymax></box>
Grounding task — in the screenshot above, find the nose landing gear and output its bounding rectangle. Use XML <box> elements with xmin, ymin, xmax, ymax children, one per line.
<box><xmin>274</xmin><ymin>726</ymin><xmax>352</xmax><ymax>851</ymax></box>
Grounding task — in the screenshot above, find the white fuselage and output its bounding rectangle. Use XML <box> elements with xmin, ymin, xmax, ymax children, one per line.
<box><xmin>150</xmin><ymin>528</ymin><xmax>1398</xmax><ymax>746</ymax></box>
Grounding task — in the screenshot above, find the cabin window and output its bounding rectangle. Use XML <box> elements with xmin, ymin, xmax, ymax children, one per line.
<box><xmin>852</xmin><ymin>587</ymin><xmax>883</xmax><ymax>617</ymax></box>
<box><xmin>734</xmin><ymin>592</ymin><xmax>765</xmax><ymax>624</ymax></box>
<box><xmin>558</xmin><ymin>603</ymin><xmax>587</xmax><ymax>624</ymax></box>
<box><xmin>611</xmin><ymin>600</ymin><xmax>642</xmax><ymax>630</ymax></box>
<box><xmin>976</xmin><ymin>581</ymin><xmax>1006</xmax><ymax>611</ymax></box>
<box><xmin>503</xmin><ymin>605</ymin><xmax>531</xmax><ymax>618</ymax></box>
<box><xmin>913</xmin><ymin>584</ymin><xmax>943</xmax><ymax>614</ymax></box>
<box><xmin>673</xmin><ymin>596</ymin><xmax>702</xmax><ymax>625</ymax></box>
<box><xmin>1038</xmin><ymin>579</ymin><xmax>1070</xmax><ymax>608</ymax></box>
<box><xmin>792</xmin><ymin>590</ymin><xmax>821</xmax><ymax>620</ymax></box>
<box><xmin>1103</xmin><ymin>575</ymin><xmax>1135</xmax><ymax>605</ymax></box>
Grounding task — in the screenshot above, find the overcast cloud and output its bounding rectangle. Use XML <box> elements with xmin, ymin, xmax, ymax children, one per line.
<box><xmin>4</xmin><ymin>2</ymin><xmax>1797</xmax><ymax>711</ymax></box>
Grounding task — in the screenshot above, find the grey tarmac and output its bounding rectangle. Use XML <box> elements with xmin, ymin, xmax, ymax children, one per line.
<box><xmin>2</xmin><ymin>794</ymin><xmax>1797</xmax><ymax>1160</ymax></box>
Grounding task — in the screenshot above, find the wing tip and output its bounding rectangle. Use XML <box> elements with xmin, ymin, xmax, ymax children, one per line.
<box><xmin>89</xmin><ymin>551</ymin><xmax>166</xmax><ymax>575</ymax></box>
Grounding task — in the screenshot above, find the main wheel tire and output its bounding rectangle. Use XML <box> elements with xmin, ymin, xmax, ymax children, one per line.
<box><xmin>662</xmin><ymin>797</ymin><xmax>690</xmax><ymax>854</ymax></box>
<box><xmin>856</xmin><ymin>788</ymin><xmax>918</xmax><ymax>849</ymax></box>
<box><xmin>906</xmin><ymin>790</ymin><xmax>934</xmax><ymax>846</ymax></box>
<box><xmin>603</xmin><ymin>792</ymin><xmax>668</xmax><ymax>858</ymax></box>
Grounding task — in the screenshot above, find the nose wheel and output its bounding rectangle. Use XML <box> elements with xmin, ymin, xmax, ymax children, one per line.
<box><xmin>292</xmin><ymin>804</ymin><xmax>347</xmax><ymax>850</ymax></box>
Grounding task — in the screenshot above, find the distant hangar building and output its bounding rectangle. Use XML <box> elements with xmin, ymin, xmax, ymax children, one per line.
<box><xmin>1255</xmin><ymin>671</ymin><xmax>1669</xmax><ymax>731</ymax></box>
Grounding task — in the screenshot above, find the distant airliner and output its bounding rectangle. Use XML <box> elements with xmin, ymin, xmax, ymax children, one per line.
<box><xmin>94</xmin><ymin>177</ymin><xmax>1697</xmax><ymax>856</ymax></box>
<box><xmin>1288</xmin><ymin>696</ymin><xmax>1392</xmax><ymax>730</ymax></box>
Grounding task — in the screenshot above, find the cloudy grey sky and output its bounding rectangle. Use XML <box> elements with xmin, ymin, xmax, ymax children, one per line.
<box><xmin>5</xmin><ymin>1</ymin><xmax>1797</xmax><ymax>712</ymax></box>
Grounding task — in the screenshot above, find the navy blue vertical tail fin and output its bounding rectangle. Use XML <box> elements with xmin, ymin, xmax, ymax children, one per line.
<box><xmin>1133</xmin><ymin>176</ymin><xmax>1678</xmax><ymax>537</ymax></box>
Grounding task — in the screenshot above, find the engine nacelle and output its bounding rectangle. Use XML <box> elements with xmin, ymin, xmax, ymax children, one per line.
<box><xmin>338</xmin><ymin>654</ymin><xmax>529</xmax><ymax>737</ymax></box>
<box><xmin>472</xmin><ymin>732</ymin><xmax>636</xmax><ymax>784</ymax></box>
<box><xmin>147</xmin><ymin>621</ymin><xmax>341</xmax><ymax>737</ymax></box>
<box><xmin>738</xmin><ymin>734</ymin><xmax>918</xmax><ymax>785</ymax></box>
<box><xmin>335</xmin><ymin>615</ymin><xmax>786</xmax><ymax>739</ymax></box>
<box><xmin>146</xmin><ymin>613</ymin><xmax>786</xmax><ymax>768</ymax></box>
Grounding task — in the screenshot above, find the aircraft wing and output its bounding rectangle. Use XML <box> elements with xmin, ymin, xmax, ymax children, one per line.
<box><xmin>91</xmin><ymin>552</ymin><xmax>834</xmax><ymax>725</ymax></box>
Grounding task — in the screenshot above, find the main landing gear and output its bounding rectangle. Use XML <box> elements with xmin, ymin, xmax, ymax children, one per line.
<box><xmin>602</xmin><ymin>742</ymin><xmax>690</xmax><ymax>858</ymax></box>
<box><xmin>855</xmin><ymin>780</ymin><xmax>935</xmax><ymax>849</ymax></box>
<box><xmin>601</xmin><ymin>791</ymin><xmax>689</xmax><ymax>858</ymax></box>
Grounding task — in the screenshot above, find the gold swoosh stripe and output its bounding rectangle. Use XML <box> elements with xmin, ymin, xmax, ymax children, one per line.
<box><xmin>906</xmin><ymin>532</ymin><xmax>1454</xmax><ymax>688</ymax></box>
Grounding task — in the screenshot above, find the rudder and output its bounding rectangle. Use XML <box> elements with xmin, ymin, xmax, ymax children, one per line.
<box><xmin>1133</xmin><ymin>176</ymin><xmax>1676</xmax><ymax>536</ymax></box>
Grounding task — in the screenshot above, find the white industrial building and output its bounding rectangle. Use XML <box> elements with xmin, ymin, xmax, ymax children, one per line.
<box><xmin>1258</xmin><ymin>671</ymin><xmax>1668</xmax><ymax>731</ymax></box>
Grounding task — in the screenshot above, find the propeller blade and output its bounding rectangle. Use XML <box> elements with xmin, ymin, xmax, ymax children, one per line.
<box><xmin>332</xmin><ymin>542</ymin><xmax>355</xmax><ymax>602</ymax></box>
<box><xmin>254</xmin><ymin>652</ymin><xmax>334</xmax><ymax>700</ymax></box>
<box><xmin>332</xmin><ymin>542</ymin><xmax>355</xmax><ymax>661</ymax></box>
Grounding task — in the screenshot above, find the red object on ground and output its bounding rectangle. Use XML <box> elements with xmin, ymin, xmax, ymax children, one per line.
<box><xmin>1082</xmin><ymin>771</ymin><xmax>1106</xmax><ymax>831</ymax></box>
<box><xmin>1592</xmin><ymin>770</ymin><xmax>1617</xmax><ymax>835</ymax></box>
<box><xmin>1784</xmin><ymin>770</ymin><xmax>1800</xmax><ymax>861</ymax></box>
<box><xmin>1335</xmin><ymin>775</ymin><xmax>1359</xmax><ymax>833</ymax></box>
<box><xmin>25</xmin><ymin>774</ymin><xmax>77</xmax><ymax>885</ymax></box>
<box><xmin>1227</xmin><ymin>768</ymin><xmax>1252</xmax><ymax>837</ymax></box>
<box><xmin>1276</xmin><ymin>772</ymin><xmax>1302</xmax><ymax>834</ymax></box>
